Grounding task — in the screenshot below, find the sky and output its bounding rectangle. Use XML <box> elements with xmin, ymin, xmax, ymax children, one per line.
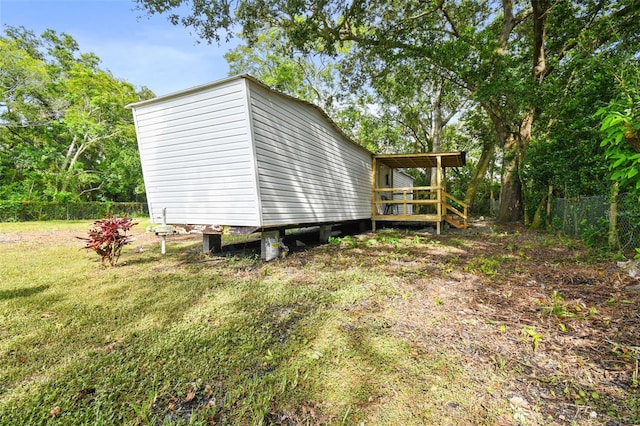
<box><xmin>0</xmin><ymin>0</ymin><xmax>239</xmax><ymax>96</ymax></box>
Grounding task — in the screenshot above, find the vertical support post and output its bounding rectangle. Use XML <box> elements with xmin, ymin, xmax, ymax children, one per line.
<box><xmin>203</xmin><ymin>233</ymin><xmax>222</xmax><ymax>254</ymax></box>
<box><xmin>403</xmin><ymin>190</ymin><xmax>407</xmax><ymax>216</ymax></box>
<box><xmin>371</xmin><ymin>157</ymin><xmax>377</xmax><ymax>231</ymax></box>
<box><xmin>436</xmin><ymin>155</ymin><xmax>443</xmax><ymax>221</ymax></box>
<box><xmin>261</xmin><ymin>230</ymin><xmax>280</xmax><ymax>261</ymax></box>
<box><xmin>161</xmin><ymin>208</ymin><xmax>167</xmax><ymax>255</ymax></box>
<box><xmin>319</xmin><ymin>225</ymin><xmax>332</xmax><ymax>243</ymax></box>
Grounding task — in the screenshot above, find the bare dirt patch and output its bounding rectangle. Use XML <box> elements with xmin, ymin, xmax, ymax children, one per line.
<box><xmin>276</xmin><ymin>221</ymin><xmax>639</xmax><ymax>425</ymax></box>
<box><xmin>0</xmin><ymin>224</ymin><xmax>198</xmax><ymax>247</ymax></box>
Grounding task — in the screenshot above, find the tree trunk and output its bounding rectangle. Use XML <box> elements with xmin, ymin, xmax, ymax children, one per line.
<box><xmin>531</xmin><ymin>195</ymin><xmax>546</xmax><ymax>229</ymax></box>
<box><xmin>429</xmin><ymin>83</ymin><xmax>444</xmax><ymax>186</ymax></box>
<box><xmin>487</xmin><ymin>1</ymin><xmax>550</xmax><ymax>223</ymax></box>
<box><xmin>482</xmin><ymin>103</ymin><xmax>532</xmax><ymax>223</ymax></box>
<box><xmin>546</xmin><ymin>184</ymin><xmax>553</xmax><ymax>229</ymax></box>
<box><xmin>498</xmin><ymin>141</ymin><xmax>523</xmax><ymax>222</ymax></box>
<box><xmin>464</xmin><ymin>139</ymin><xmax>496</xmax><ymax>206</ymax></box>
<box><xmin>609</xmin><ymin>181</ymin><xmax>619</xmax><ymax>249</ymax></box>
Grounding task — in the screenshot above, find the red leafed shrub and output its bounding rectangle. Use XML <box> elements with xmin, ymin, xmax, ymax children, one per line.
<box><xmin>79</xmin><ymin>215</ymin><xmax>138</xmax><ymax>267</ymax></box>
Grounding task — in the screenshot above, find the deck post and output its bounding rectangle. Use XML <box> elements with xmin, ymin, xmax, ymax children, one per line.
<box><xmin>436</xmin><ymin>155</ymin><xmax>443</xmax><ymax>220</ymax></box>
<box><xmin>403</xmin><ymin>190</ymin><xmax>407</xmax><ymax>216</ymax></box>
<box><xmin>372</xmin><ymin>157</ymin><xmax>377</xmax><ymax>215</ymax></box>
<box><xmin>371</xmin><ymin>156</ymin><xmax>377</xmax><ymax>232</ymax></box>
<box><xmin>437</xmin><ymin>155</ymin><xmax>444</xmax><ymax>234</ymax></box>
<box><xmin>203</xmin><ymin>233</ymin><xmax>222</xmax><ymax>254</ymax></box>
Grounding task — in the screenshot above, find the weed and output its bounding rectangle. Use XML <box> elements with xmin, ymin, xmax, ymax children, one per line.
<box><xmin>537</xmin><ymin>291</ymin><xmax>576</xmax><ymax>319</ymax></box>
<box><xmin>376</xmin><ymin>234</ymin><xmax>400</xmax><ymax>245</ymax></box>
<box><xmin>465</xmin><ymin>255</ymin><xmax>500</xmax><ymax>276</ymax></box>
<box><xmin>521</xmin><ymin>326</ymin><xmax>542</xmax><ymax>351</ymax></box>
<box><xmin>438</xmin><ymin>262</ymin><xmax>454</xmax><ymax>274</ymax></box>
<box><xmin>580</xmin><ymin>218</ymin><xmax>609</xmax><ymax>250</ymax></box>
<box><xmin>491</xmin><ymin>354</ymin><xmax>508</xmax><ymax>370</ymax></box>
<box><xmin>328</xmin><ymin>236</ymin><xmax>341</xmax><ymax>245</ymax></box>
<box><xmin>613</xmin><ymin>252</ymin><xmax>627</xmax><ymax>261</ymax></box>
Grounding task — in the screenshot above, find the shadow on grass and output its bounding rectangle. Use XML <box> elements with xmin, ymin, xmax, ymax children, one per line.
<box><xmin>0</xmin><ymin>284</ymin><xmax>49</xmax><ymax>301</ymax></box>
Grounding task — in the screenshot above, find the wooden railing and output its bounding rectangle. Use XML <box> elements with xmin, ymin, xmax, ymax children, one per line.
<box><xmin>372</xmin><ymin>186</ymin><xmax>439</xmax><ymax>217</ymax></box>
<box><xmin>372</xmin><ymin>186</ymin><xmax>469</xmax><ymax>228</ymax></box>
<box><xmin>443</xmin><ymin>191</ymin><xmax>469</xmax><ymax>229</ymax></box>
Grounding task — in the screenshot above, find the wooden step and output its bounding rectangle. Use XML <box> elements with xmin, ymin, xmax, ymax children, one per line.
<box><xmin>445</xmin><ymin>215</ymin><xmax>467</xmax><ymax>229</ymax></box>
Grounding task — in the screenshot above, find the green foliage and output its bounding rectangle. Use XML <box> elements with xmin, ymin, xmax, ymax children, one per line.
<box><xmin>225</xmin><ymin>27</ymin><xmax>339</xmax><ymax>109</ymax></box>
<box><xmin>537</xmin><ymin>291</ymin><xmax>576</xmax><ymax>320</ymax></box>
<box><xmin>598</xmin><ymin>105</ymin><xmax>640</xmax><ymax>194</ymax></box>
<box><xmin>465</xmin><ymin>255</ymin><xmax>500</xmax><ymax>276</ymax></box>
<box><xmin>78</xmin><ymin>215</ymin><xmax>137</xmax><ymax>266</ymax></box>
<box><xmin>521</xmin><ymin>326</ymin><xmax>542</xmax><ymax>351</ymax></box>
<box><xmin>139</xmin><ymin>0</ymin><xmax>640</xmax><ymax>224</ymax></box>
<box><xmin>596</xmin><ymin>65</ymin><xmax>640</xmax><ymax>254</ymax></box>
<box><xmin>596</xmin><ymin>63</ymin><xmax>640</xmax><ymax>191</ymax></box>
<box><xmin>579</xmin><ymin>218</ymin><xmax>610</xmax><ymax>249</ymax></box>
<box><xmin>0</xmin><ymin>26</ymin><xmax>150</xmax><ymax>203</ymax></box>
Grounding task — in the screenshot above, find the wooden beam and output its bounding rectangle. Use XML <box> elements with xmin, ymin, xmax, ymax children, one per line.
<box><xmin>372</xmin><ymin>156</ymin><xmax>377</xmax><ymax>231</ymax></box>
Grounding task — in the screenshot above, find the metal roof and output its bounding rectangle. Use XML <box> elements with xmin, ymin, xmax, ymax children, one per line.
<box><xmin>374</xmin><ymin>152</ymin><xmax>466</xmax><ymax>169</ymax></box>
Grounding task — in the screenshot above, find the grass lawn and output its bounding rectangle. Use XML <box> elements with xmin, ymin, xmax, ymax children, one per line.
<box><xmin>0</xmin><ymin>220</ymin><xmax>638</xmax><ymax>425</ymax></box>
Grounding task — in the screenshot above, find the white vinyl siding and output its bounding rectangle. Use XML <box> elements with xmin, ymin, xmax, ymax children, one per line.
<box><xmin>247</xmin><ymin>83</ymin><xmax>372</xmax><ymax>225</ymax></box>
<box><xmin>393</xmin><ymin>170</ymin><xmax>414</xmax><ymax>215</ymax></box>
<box><xmin>131</xmin><ymin>79</ymin><xmax>260</xmax><ymax>226</ymax></box>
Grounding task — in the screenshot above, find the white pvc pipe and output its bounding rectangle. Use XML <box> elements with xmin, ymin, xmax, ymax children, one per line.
<box><xmin>161</xmin><ymin>208</ymin><xmax>167</xmax><ymax>255</ymax></box>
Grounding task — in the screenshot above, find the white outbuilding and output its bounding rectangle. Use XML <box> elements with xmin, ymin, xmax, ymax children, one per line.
<box><xmin>127</xmin><ymin>75</ymin><xmax>373</xmax><ymax>255</ymax></box>
<box><xmin>127</xmin><ymin>75</ymin><xmax>468</xmax><ymax>257</ymax></box>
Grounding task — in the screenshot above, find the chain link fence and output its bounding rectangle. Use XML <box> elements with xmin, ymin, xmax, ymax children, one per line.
<box><xmin>550</xmin><ymin>194</ymin><xmax>640</xmax><ymax>251</ymax></box>
<box><xmin>0</xmin><ymin>201</ymin><xmax>148</xmax><ymax>222</ymax></box>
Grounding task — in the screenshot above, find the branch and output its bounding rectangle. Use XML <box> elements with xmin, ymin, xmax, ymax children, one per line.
<box><xmin>497</xmin><ymin>1</ymin><xmax>532</xmax><ymax>55</ymax></box>
<box><xmin>79</xmin><ymin>180</ymin><xmax>104</xmax><ymax>196</ymax></box>
<box><xmin>409</xmin><ymin>0</ymin><xmax>445</xmax><ymax>21</ymax></box>
<box><xmin>442</xmin><ymin>99</ymin><xmax>467</xmax><ymax>126</ymax></box>
<box><xmin>439</xmin><ymin>3</ymin><xmax>460</xmax><ymax>38</ymax></box>
<box><xmin>397</xmin><ymin>116</ymin><xmax>430</xmax><ymax>152</ymax></box>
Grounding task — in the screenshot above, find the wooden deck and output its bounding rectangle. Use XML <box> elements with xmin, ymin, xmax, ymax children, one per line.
<box><xmin>372</xmin><ymin>152</ymin><xmax>469</xmax><ymax>234</ymax></box>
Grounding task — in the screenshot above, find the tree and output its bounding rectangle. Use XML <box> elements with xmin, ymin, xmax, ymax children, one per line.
<box><xmin>0</xmin><ymin>27</ymin><xmax>151</xmax><ymax>202</ymax></box>
<box><xmin>136</xmin><ymin>0</ymin><xmax>640</xmax><ymax>223</ymax></box>
<box><xmin>225</xmin><ymin>27</ymin><xmax>339</xmax><ymax>109</ymax></box>
<box><xmin>223</xmin><ymin>26</ymin><xmax>418</xmax><ymax>155</ymax></box>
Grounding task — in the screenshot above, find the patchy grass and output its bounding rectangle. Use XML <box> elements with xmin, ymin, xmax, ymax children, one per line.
<box><xmin>0</xmin><ymin>221</ymin><xmax>638</xmax><ymax>425</ymax></box>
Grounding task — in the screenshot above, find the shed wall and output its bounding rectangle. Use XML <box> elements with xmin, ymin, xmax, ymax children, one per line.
<box><xmin>247</xmin><ymin>83</ymin><xmax>372</xmax><ymax>225</ymax></box>
<box><xmin>131</xmin><ymin>79</ymin><xmax>260</xmax><ymax>225</ymax></box>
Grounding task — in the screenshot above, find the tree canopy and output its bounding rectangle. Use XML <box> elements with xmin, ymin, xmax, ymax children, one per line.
<box><xmin>0</xmin><ymin>26</ymin><xmax>153</xmax><ymax>203</ymax></box>
<box><xmin>137</xmin><ymin>0</ymin><xmax>639</xmax><ymax>222</ymax></box>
